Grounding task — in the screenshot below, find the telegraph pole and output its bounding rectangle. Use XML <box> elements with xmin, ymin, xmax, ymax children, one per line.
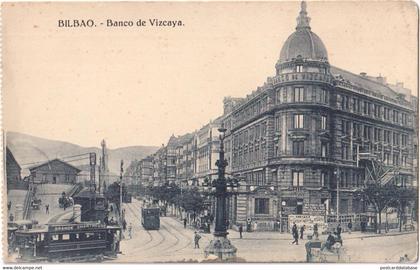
<box><xmin>336</xmin><ymin>168</ymin><xmax>340</xmax><ymax>222</ymax></box>
<box><xmin>120</xmin><ymin>160</ymin><xmax>124</xmax><ymax>224</ymax></box>
<box><xmin>98</xmin><ymin>158</ymin><xmax>102</xmax><ymax>194</ymax></box>
<box><xmin>89</xmin><ymin>153</ymin><xmax>97</xmax><ymax>192</ymax></box>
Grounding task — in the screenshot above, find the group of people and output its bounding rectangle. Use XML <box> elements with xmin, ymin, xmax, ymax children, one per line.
<box><xmin>291</xmin><ymin>223</ymin><xmax>312</xmax><ymax>245</ymax></box>
<box><xmin>183</xmin><ymin>217</ymin><xmax>212</xmax><ymax>233</ymax></box>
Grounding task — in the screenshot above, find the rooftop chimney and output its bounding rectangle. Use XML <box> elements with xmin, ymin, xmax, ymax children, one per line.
<box><xmin>376</xmin><ymin>75</ymin><xmax>387</xmax><ymax>84</ymax></box>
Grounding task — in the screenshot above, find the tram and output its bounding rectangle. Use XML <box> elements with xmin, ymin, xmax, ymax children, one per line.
<box><xmin>14</xmin><ymin>222</ymin><xmax>121</xmax><ymax>262</ymax></box>
<box><xmin>141</xmin><ymin>207</ymin><xmax>160</xmax><ymax>230</ymax></box>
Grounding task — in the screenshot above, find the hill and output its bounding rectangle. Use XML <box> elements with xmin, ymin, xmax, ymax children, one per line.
<box><xmin>6</xmin><ymin>131</ymin><xmax>159</xmax><ymax>176</ymax></box>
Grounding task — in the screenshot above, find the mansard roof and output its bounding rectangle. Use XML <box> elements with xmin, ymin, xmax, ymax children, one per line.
<box><xmin>331</xmin><ymin>66</ymin><xmax>405</xmax><ymax>101</ymax></box>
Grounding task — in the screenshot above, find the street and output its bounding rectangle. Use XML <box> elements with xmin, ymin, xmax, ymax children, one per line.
<box><xmin>115</xmin><ymin>198</ymin><xmax>418</xmax><ymax>263</ymax></box>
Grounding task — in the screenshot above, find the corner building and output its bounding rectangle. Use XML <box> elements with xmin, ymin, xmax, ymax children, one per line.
<box><xmin>226</xmin><ymin>2</ymin><xmax>417</xmax><ymax>230</ymax></box>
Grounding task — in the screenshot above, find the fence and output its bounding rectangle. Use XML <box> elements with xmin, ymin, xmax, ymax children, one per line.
<box><xmin>68</xmin><ymin>183</ymin><xmax>84</xmax><ymax>197</ymax></box>
<box><xmin>22</xmin><ymin>185</ymin><xmax>35</xmax><ymax>220</ymax></box>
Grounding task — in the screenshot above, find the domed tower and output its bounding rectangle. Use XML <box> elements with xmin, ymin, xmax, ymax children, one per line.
<box><xmin>270</xmin><ymin>1</ymin><xmax>334</xmax><ymax>217</ymax></box>
<box><xmin>275</xmin><ymin>1</ymin><xmax>330</xmax><ymax>75</ymax></box>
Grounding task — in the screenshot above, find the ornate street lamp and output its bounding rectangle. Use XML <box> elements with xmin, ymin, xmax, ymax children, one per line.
<box><xmin>204</xmin><ymin>124</ymin><xmax>237</xmax><ymax>260</ymax></box>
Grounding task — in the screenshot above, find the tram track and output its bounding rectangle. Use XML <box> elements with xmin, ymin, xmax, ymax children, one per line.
<box><xmin>130</xmin><ymin>201</ymin><xmax>166</xmax><ymax>251</ymax></box>
<box><xmin>160</xmin><ymin>223</ymin><xmax>180</xmax><ymax>252</ymax></box>
<box><xmin>124</xmin><ymin>203</ymin><xmax>154</xmax><ymax>247</ymax></box>
<box><xmin>160</xmin><ymin>217</ymin><xmax>193</xmax><ymax>253</ymax></box>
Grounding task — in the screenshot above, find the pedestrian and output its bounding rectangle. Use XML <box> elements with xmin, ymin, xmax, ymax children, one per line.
<box><xmin>276</xmin><ymin>220</ymin><xmax>281</xmax><ymax>232</ymax></box>
<box><xmin>226</xmin><ymin>219</ymin><xmax>230</xmax><ymax>229</ymax></box>
<box><xmin>291</xmin><ymin>223</ymin><xmax>299</xmax><ymax>245</ymax></box>
<box><xmin>110</xmin><ymin>205</ymin><xmax>114</xmax><ymax>212</ymax></box>
<box><xmin>128</xmin><ymin>223</ymin><xmax>133</xmax><ymax>239</ymax></box>
<box><xmin>336</xmin><ymin>223</ymin><xmax>342</xmax><ymax>239</ymax></box>
<box><xmin>194</xmin><ymin>231</ymin><xmax>201</xmax><ymax>249</ymax></box>
<box><xmin>7</xmin><ymin>201</ymin><xmax>11</xmax><ymax>211</ymax></box>
<box><xmin>46</xmin><ymin>204</ymin><xmax>49</xmax><ymax>214</ymax></box>
<box><xmin>313</xmin><ymin>223</ymin><xmax>319</xmax><ymax>240</ymax></box>
<box><xmin>321</xmin><ymin>232</ymin><xmax>336</xmax><ymax>251</ymax></box>
<box><xmin>239</xmin><ymin>224</ymin><xmax>243</xmax><ymax>239</ymax></box>
<box><xmin>183</xmin><ymin>218</ymin><xmax>187</xmax><ymax>229</ymax></box>
<box><xmin>347</xmin><ymin>221</ymin><xmax>352</xmax><ymax>234</ymax></box>
<box><xmin>9</xmin><ymin>213</ymin><xmax>14</xmax><ymax>222</ymax></box>
<box><xmin>253</xmin><ymin>221</ymin><xmax>258</xmax><ymax>232</ymax></box>
<box><xmin>123</xmin><ymin>219</ymin><xmax>127</xmax><ymax>231</ymax></box>
<box><xmin>110</xmin><ymin>217</ymin><xmax>115</xmax><ymax>224</ymax></box>
<box><xmin>300</xmin><ymin>225</ymin><xmax>305</xmax><ymax>239</ymax></box>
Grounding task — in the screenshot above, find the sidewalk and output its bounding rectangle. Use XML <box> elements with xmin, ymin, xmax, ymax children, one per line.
<box><xmin>228</xmin><ymin>228</ymin><xmax>416</xmax><ymax>241</ymax></box>
<box><xmin>169</xmin><ymin>216</ymin><xmax>416</xmax><ymax>242</ymax></box>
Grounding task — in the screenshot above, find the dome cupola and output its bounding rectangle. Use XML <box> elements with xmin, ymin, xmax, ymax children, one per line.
<box><xmin>278</xmin><ymin>1</ymin><xmax>329</xmax><ymax>64</ymax></box>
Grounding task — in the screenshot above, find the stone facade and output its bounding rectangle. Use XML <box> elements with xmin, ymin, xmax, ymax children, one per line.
<box><xmin>222</xmin><ymin>2</ymin><xmax>417</xmax><ymax>229</ymax></box>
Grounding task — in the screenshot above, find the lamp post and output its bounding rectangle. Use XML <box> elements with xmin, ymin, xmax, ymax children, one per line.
<box><xmin>204</xmin><ymin>124</ymin><xmax>237</xmax><ymax>260</ymax></box>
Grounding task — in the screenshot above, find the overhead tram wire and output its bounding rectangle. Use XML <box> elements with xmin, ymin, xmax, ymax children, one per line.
<box><xmin>20</xmin><ymin>153</ymin><xmax>94</xmax><ymax>167</ymax></box>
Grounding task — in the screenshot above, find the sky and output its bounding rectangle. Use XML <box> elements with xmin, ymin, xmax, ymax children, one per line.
<box><xmin>2</xmin><ymin>1</ymin><xmax>418</xmax><ymax>148</ymax></box>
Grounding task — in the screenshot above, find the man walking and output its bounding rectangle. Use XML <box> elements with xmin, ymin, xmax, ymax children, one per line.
<box><xmin>300</xmin><ymin>225</ymin><xmax>305</xmax><ymax>240</ymax></box>
<box><xmin>336</xmin><ymin>223</ymin><xmax>342</xmax><ymax>239</ymax></box>
<box><xmin>45</xmin><ymin>204</ymin><xmax>49</xmax><ymax>215</ymax></box>
<box><xmin>7</xmin><ymin>201</ymin><xmax>11</xmax><ymax>211</ymax></box>
<box><xmin>239</xmin><ymin>224</ymin><xmax>243</xmax><ymax>239</ymax></box>
<box><xmin>347</xmin><ymin>221</ymin><xmax>352</xmax><ymax>234</ymax></box>
<box><xmin>194</xmin><ymin>231</ymin><xmax>201</xmax><ymax>249</ymax></box>
<box><xmin>291</xmin><ymin>223</ymin><xmax>299</xmax><ymax>245</ymax></box>
<box><xmin>183</xmin><ymin>218</ymin><xmax>187</xmax><ymax>229</ymax></box>
<box><xmin>313</xmin><ymin>223</ymin><xmax>319</xmax><ymax>240</ymax></box>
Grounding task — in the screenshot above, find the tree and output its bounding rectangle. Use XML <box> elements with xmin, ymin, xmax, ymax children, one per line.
<box><xmin>147</xmin><ymin>182</ymin><xmax>180</xmax><ymax>205</ymax></box>
<box><xmin>388</xmin><ymin>186</ymin><xmax>417</xmax><ymax>232</ymax></box>
<box><xmin>362</xmin><ymin>183</ymin><xmax>399</xmax><ymax>233</ymax></box>
<box><xmin>179</xmin><ymin>187</ymin><xmax>205</xmax><ymax>216</ymax></box>
<box><xmin>361</xmin><ymin>158</ymin><xmax>401</xmax><ymax>233</ymax></box>
<box><xmin>105</xmin><ymin>181</ymin><xmax>128</xmax><ymax>206</ymax></box>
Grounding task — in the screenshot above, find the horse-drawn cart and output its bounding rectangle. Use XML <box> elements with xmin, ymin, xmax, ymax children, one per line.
<box><xmin>305</xmin><ymin>238</ymin><xmax>349</xmax><ymax>262</ymax></box>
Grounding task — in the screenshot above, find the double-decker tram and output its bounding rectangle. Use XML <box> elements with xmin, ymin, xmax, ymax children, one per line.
<box><xmin>14</xmin><ymin>222</ymin><xmax>121</xmax><ymax>262</ymax></box>
<box><xmin>141</xmin><ymin>207</ymin><xmax>160</xmax><ymax>230</ymax></box>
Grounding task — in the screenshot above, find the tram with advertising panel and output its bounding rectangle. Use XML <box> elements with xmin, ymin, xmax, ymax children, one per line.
<box><xmin>141</xmin><ymin>207</ymin><xmax>160</xmax><ymax>230</ymax></box>
<box><xmin>14</xmin><ymin>222</ymin><xmax>121</xmax><ymax>262</ymax></box>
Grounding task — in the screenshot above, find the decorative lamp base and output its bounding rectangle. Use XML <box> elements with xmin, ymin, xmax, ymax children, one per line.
<box><xmin>204</xmin><ymin>236</ymin><xmax>237</xmax><ymax>260</ymax></box>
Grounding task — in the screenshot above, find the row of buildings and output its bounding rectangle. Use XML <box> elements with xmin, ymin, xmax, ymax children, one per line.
<box><xmin>132</xmin><ymin>2</ymin><xmax>418</xmax><ymax>230</ymax></box>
